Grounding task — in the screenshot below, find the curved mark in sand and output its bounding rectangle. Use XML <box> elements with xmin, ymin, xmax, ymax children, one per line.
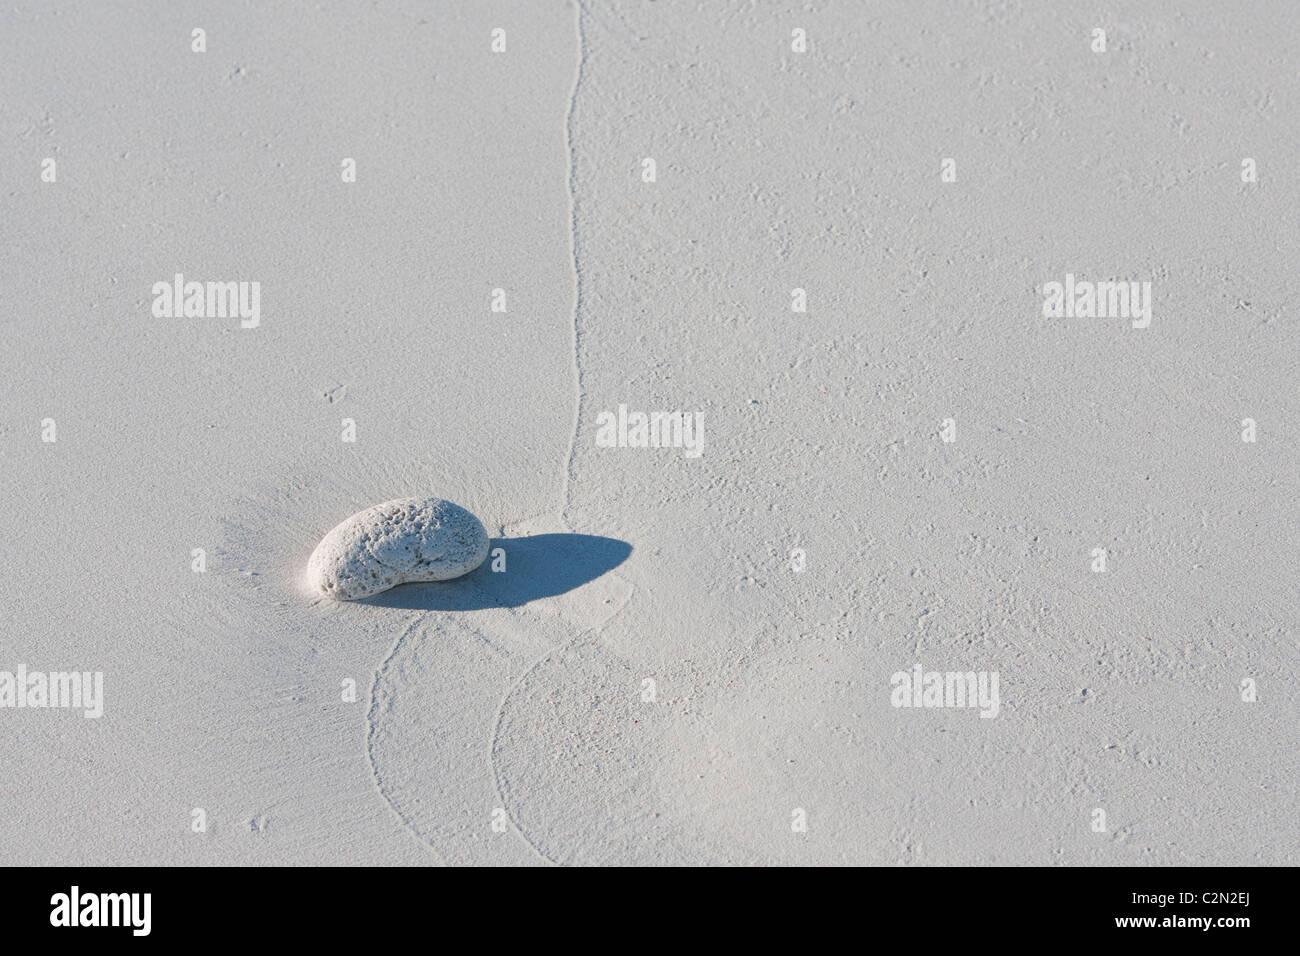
<box><xmin>364</xmin><ymin>531</ymin><xmax>632</xmax><ymax>865</ymax></box>
<box><xmin>367</xmin><ymin>1</ymin><xmax>645</xmax><ymax>866</ymax></box>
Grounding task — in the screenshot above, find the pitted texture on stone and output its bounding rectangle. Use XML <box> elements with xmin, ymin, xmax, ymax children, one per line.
<box><xmin>307</xmin><ymin>497</ymin><xmax>490</xmax><ymax>600</ymax></box>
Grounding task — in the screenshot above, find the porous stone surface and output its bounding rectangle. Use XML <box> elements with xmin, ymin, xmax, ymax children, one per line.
<box><xmin>307</xmin><ymin>497</ymin><xmax>490</xmax><ymax>600</ymax></box>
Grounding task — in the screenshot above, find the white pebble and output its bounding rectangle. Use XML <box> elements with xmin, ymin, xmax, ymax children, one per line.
<box><xmin>307</xmin><ymin>497</ymin><xmax>490</xmax><ymax>600</ymax></box>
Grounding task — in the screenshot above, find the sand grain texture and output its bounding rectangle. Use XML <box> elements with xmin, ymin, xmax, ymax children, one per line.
<box><xmin>2</xmin><ymin>0</ymin><xmax>1298</xmax><ymax>865</ymax></box>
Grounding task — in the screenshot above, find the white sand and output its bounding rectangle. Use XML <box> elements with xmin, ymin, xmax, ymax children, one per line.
<box><xmin>2</xmin><ymin>0</ymin><xmax>1298</xmax><ymax>865</ymax></box>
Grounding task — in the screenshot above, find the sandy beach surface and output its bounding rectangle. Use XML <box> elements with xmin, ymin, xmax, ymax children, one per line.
<box><xmin>3</xmin><ymin>0</ymin><xmax>1298</xmax><ymax>865</ymax></box>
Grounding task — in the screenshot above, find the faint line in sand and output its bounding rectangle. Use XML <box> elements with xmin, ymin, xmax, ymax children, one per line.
<box><xmin>364</xmin><ymin>617</ymin><xmax>451</xmax><ymax>864</ymax></box>
<box><xmin>560</xmin><ymin>0</ymin><xmax>589</xmax><ymax>528</ymax></box>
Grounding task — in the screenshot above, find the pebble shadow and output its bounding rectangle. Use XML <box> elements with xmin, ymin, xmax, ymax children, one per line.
<box><xmin>357</xmin><ymin>533</ymin><xmax>632</xmax><ymax>611</ymax></box>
